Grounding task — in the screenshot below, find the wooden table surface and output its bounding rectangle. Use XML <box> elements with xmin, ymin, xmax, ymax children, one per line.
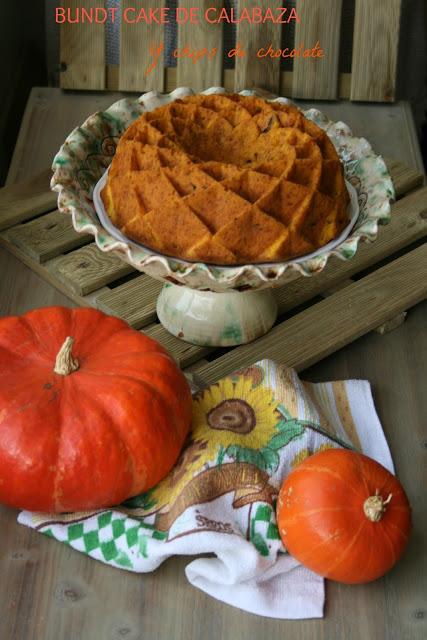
<box><xmin>0</xmin><ymin>89</ymin><xmax>426</xmax><ymax>640</ymax></box>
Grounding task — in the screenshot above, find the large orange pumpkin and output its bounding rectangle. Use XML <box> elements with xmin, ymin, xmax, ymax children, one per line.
<box><xmin>277</xmin><ymin>449</ymin><xmax>412</xmax><ymax>583</ymax></box>
<box><xmin>0</xmin><ymin>306</ymin><xmax>192</xmax><ymax>512</ymax></box>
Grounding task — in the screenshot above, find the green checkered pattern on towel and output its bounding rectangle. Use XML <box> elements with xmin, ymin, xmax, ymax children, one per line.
<box><xmin>250</xmin><ymin>503</ymin><xmax>282</xmax><ymax>557</ymax></box>
<box><xmin>44</xmin><ymin>511</ymin><xmax>167</xmax><ymax>570</ymax></box>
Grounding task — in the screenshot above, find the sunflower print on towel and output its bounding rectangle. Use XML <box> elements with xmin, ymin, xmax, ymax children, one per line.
<box><xmin>122</xmin><ymin>365</ymin><xmax>307</xmax><ymax>534</ymax></box>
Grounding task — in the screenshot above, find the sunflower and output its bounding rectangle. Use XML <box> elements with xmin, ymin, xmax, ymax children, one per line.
<box><xmin>126</xmin><ymin>375</ymin><xmax>281</xmax><ymax>517</ymax></box>
<box><xmin>191</xmin><ymin>375</ymin><xmax>280</xmax><ymax>457</ymax></box>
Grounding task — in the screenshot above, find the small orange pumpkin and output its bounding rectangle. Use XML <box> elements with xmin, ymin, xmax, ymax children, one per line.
<box><xmin>0</xmin><ymin>306</ymin><xmax>192</xmax><ymax>513</ymax></box>
<box><xmin>277</xmin><ymin>449</ymin><xmax>411</xmax><ymax>583</ymax></box>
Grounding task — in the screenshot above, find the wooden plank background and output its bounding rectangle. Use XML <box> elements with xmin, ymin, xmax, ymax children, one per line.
<box><xmin>58</xmin><ymin>0</ymin><xmax>405</xmax><ymax>102</ymax></box>
<box><xmin>176</xmin><ymin>0</ymin><xmax>224</xmax><ymax>91</ymax></box>
<box><xmin>234</xmin><ymin>0</ymin><xmax>282</xmax><ymax>92</ymax></box>
<box><xmin>119</xmin><ymin>0</ymin><xmax>165</xmax><ymax>92</ymax></box>
<box><xmin>60</xmin><ymin>0</ymin><xmax>105</xmax><ymax>90</ymax></box>
<box><xmin>351</xmin><ymin>0</ymin><xmax>402</xmax><ymax>101</ymax></box>
<box><xmin>293</xmin><ymin>0</ymin><xmax>343</xmax><ymax>100</ymax></box>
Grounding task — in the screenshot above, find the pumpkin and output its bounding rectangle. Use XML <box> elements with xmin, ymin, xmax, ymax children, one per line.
<box><xmin>277</xmin><ymin>449</ymin><xmax>411</xmax><ymax>583</ymax></box>
<box><xmin>0</xmin><ymin>306</ymin><xmax>192</xmax><ymax>512</ymax></box>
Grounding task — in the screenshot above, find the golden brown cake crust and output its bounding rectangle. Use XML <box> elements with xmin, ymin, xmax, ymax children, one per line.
<box><xmin>101</xmin><ymin>94</ymin><xmax>350</xmax><ymax>264</ymax></box>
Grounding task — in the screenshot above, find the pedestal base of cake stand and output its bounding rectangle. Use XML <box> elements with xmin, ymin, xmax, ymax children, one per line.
<box><xmin>156</xmin><ymin>284</ymin><xmax>278</xmax><ymax>347</ymax></box>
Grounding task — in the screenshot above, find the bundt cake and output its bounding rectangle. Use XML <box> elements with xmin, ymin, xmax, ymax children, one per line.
<box><xmin>101</xmin><ymin>93</ymin><xmax>350</xmax><ymax>264</ymax></box>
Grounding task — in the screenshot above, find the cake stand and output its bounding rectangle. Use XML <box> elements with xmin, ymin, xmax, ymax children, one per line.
<box><xmin>51</xmin><ymin>87</ymin><xmax>394</xmax><ymax>347</ymax></box>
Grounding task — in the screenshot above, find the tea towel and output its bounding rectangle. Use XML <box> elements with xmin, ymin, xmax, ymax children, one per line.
<box><xmin>18</xmin><ymin>360</ymin><xmax>393</xmax><ymax>619</ymax></box>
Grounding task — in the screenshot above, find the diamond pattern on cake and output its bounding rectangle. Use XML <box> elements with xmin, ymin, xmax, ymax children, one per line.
<box><xmin>101</xmin><ymin>94</ymin><xmax>350</xmax><ymax>264</ymax></box>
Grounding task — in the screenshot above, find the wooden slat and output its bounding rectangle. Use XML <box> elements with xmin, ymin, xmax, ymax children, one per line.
<box><xmin>119</xmin><ymin>0</ymin><xmax>165</xmax><ymax>92</ymax></box>
<box><xmin>320</xmin><ymin>277</ymin><xmax>406</xmax><ymax>335</ymax></box>
<box><xmin>351</xmin><ymin>0</ymin><xmax>402</xmax><ymax>102</ymax></box>
<box><xmin>185</xmin><ymin>359</ymin><xmax>210</xmax><ymax>372</ymax></box>
<box><xmin>60</xmin><ymin>0</ymin><xmax>105</xmax><ymax>90</ymax></box>
<box><xmin>234</xmin><ymin>0</ymin><xmax>282</xmax><ymax>92</ymax></box>
<box><xmin>384</xmin><ymin>157</ymin><xmax>424</xmax><ymax>197</ymax></box>
<box><xmin>0</xmin><ymin>170</ymin><xmax>57</xmax><ymax>231</ymax></box>
<box><xmin>176</xmin><ymin>1</ymin><xmax>224</xmax><ymax>91</ymax></box>
<box><xmin>0</xmin><ymin>231</ymin><xmax>108</xmax><ymax>307</ymax></box>
<box><xmin>194</xmin><ymin>245</ymin><xmax>427</xmax><ymax>384</ymax></box>
<box><xmin>292</xmin><ymin>0</ymin><xmax>343</xmax><ymax>100</ymax></box>
<box><xmin>143</xmin><ymin>323</ymin><xmax>211</xmax><ymax>368</ymax></box>
<box><xmin>47</xmin><ymin>244</ymin><xmax>134</xmax><ymax>296</ymax></box>
<box><xmin>3</xmin><ymin>210</ymin><xmax>91</xmax><ymax>262</ymax></box>
<box><xmin>95</xmin><ymin>274</ymin><xmax>163</xmax><ymax>328</ymax></box>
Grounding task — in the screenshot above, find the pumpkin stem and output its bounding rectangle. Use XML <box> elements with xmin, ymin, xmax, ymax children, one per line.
<box><xmin>54</xmin><ymin>336</ymin><xmax>79</xmax><ymax>376</ymax></box>
<box><xmin>363</xmin><ymin>489</ymin><xmax>393</xmax><ymax>522</ymax></box>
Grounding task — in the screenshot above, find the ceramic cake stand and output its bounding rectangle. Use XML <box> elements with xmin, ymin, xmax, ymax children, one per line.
<box><xmin>51</xmin><ymin>87</ymin><xmax>394</xmax><ymax>347</ymax></box>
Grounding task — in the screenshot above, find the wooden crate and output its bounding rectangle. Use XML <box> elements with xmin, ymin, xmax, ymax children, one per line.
<box><xmin>0</xmin><ymin>158</ymin><xmax>425</xmax><ymax>379</ymax></box>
